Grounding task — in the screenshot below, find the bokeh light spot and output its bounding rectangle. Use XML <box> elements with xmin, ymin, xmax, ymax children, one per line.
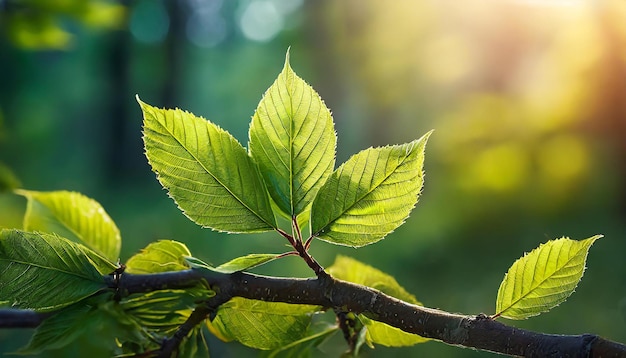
<box><xmin>238</xmin><ymin>0</ymin><xmax>284</xmax><ymax>42</ymax></box>
<box><xmin>130</xmin><ymin>0</ymin><xmax>170</xmax><ymax>44</ymax></box>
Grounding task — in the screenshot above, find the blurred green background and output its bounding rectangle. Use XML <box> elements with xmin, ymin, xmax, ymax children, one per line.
<box><xmin>1</xmin><ymin>0</ymin><xmax>625</xmax><ymax>356</ymax></box>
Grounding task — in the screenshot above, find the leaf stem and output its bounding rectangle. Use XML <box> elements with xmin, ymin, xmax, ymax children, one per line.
<box><xmin>290</xmin><ymin>217</ymin><xmax>326</xmax><ymax>277</ymax></box>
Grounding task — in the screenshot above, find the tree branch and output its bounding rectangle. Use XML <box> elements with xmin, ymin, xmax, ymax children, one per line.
<box><xmin>2</xmin><ymin>269</ymin><xmax>625</xmax><ymax>357</ymax></box>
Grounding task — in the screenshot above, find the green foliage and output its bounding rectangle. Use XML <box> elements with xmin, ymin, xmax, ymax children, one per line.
<box><xmin>126</xmin><ymin>240</ymin><xmax>192</xmax><ymax>274</ymax></box>
<box><xmin>0</xmin><ymin>229</ymin><xmax>113</xmax><ymax>311</ymax></box>
<box><xmin>311</xmin><ymin>134</ymin><xmax>431</xmax><ymax>247</ymax></box>
<box><xmin>16</xmin><ymin>190</ymin><xmax>121</xmax><ymax>262</ymax></box>
<box><xmin>210</xmin><ymin>298</ymin><xmax>320</xmax><ymax>350</ymax></box>
<box><xmin>494</xmin><ymin>235</ymin><xmax>602</xmax><ymax>320</ymax></box>
<box><xmin>249</xmin><ymin>50</ymin><xmax>336</xmax><ymax>219</ymax></box>
<box><xmin>139</xmin><ymin>97</ymin><xmax>278</xmax><ymax>233</ymax></box>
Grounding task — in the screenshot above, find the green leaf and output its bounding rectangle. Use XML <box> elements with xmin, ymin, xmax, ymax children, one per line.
<box><xmin>0</xmin><ymin>229</ymin><xmax>112</xmax><ymax>311</ymax></box>
<box><xmin>16</xmin><ymin>189</ymin><xmax>121</xmax><ymax>262</ymax></box>
<box><xmin>249</xmin><ymin>50</ymin><xmax>336</xmax><ymax>219</ymax></box>
<box><xmin>311</xmin><ymin>132</ymin><xmax>431</xmax><ymax>247</ymax></box>
<box><xmin>213</xmin><ymin>297</ymin><xmax>319</xmax><ymax>350</ymax></box>
<box><xmin>264</xmin><ymin>321</ymin><xmax>338</xmax><ymax>358</ymax></box>
<box><xmin>494</xmin><ymin>235</ymin><xmax>602</xmax><ymax>320</ymax></box>
<box><xmin>184</xmin><ymin>253</ymin><xmax>282</xmax><ymax>274</ymax></box>
<box><xmin>138</xmin><ymin>97</ymin><xmax>277</xmax><ymax>233</ymax></box>
<box><xmin>18</xmin><ymin>303</ymin><xmax>92</xmax><ymax>354</ymax></box>
<box><xmin>126</xmin><ymin>240</ymin><xmax>191</xmax><ymax>274</ymax></box>
<box><xmin>121</xmin><ymin>290</ymin><xmax>210</xmax><ymax>332</ymax></box>
<box><xmin>358</xmin><ymin>315</ymin><xmax>428</xmax><ymax>347</ymax></box>
<box><xmin>215</xmin><ymin>253</ymin><xmax>281</xmax><ymax>273</ymax></box>
<box><xmin>328</xmin><ymin>256</ymin><xmax>421</xmax><ymax>305</ymax></box>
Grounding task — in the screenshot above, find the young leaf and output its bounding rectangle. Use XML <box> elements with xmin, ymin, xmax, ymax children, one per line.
<box><xmin>138</xmin><ymin>97</ymin><xmax>277</xmax><ymax>233</ymax></box>
<box><xmin>358</xmin><ymin>315</ymin><xmax>428</xmax><ymax>347</ymax></box>
<box><xmin>249</xmin><ymin>50</ymin><xmax>336</xmax><ymax>219</ymax></box>
<box><xmin>214</xmin><ymin>253</ymin><xmax>281</xmax><ymax>273</ymax></box>
<box><xmin>184</xmin><ymin>253</ymin><xmax>282</xmax><ymax>274</ymax></box>
<box><xmin>213</xmin><ymin>297</ymin><xmax>320</xmax><ymax>350</ymax></box>
<box><xmin>264</xmin><ymin>321</ymin><xmax>338</xmax><ymax>358</ymax></box>
<box><xmin>16</xmin><ymin>189</ymin><xmax>121</xmax><ymax>262</ymax></box>
<box><xmin>494</xmin><ymin>235</ymin><xmax>602</xmax><ymax>320</ymax></box>
<box><xmin>126</xmin><ymin>240</ymin><xmax>191</xmax><ymax>274</ymax></box>
<box><xmin>311</xmin><ymin>132</ymin><xmax>431</xmax><ymax>247</ymax></box>
<box><xmin>0</xmin><ymin>229</ymin><xmax>112</xmax><ymax>311</ymax></box>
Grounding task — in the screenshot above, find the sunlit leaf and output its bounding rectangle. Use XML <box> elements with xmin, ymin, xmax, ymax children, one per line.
<box><xmin>126</xmin><ymin>240</ymin><xmax>191</xmax><ymax>274</ymax></box>
<box><xmin>328</xmin><ymin>256</ymin><xmax>420</xmax><ymax>304</ymax></box>
<box><xmin>495</xmin><ymin>235</ymin><xmax>602</xmax><ymax>320</ymax></box>
<box><xmin>213</xmin><ymin>297</ymin><xmax>320</xmax><ymax>350</ymax></box>
<box><xmin>359</xmin><ymin>315</ymin><xmax>428</xmax><ymax>347</ymax></box>
<box><xmin>0</xmin><ymin>229</ymin><xmax>113</xmax><ymax>311</ymax></box>
<box><xmin>311</xmin><ymin>132</ymin><xmax>431</xmax><ymax>247</ymax></box>
<box><xmin>16</xmin><ymin>189</ymin><xmax>121</xmax><ymax>262</ymax></box>
<box><xmin>249</xmin><ymin>50</ymin><xmax>336</xmax><ymax>219</ymax></box>
<box><xmin>139</xmin><ymin>97</ymin><xmax>277</xmax><ymax>233</ymax></box>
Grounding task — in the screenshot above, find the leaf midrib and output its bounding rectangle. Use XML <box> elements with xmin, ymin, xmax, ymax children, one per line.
<box><xmin>315</xmin><ymin>144</ymin><xmax>417</xmax><ymax>236</ymax></box>
<box><xmin>500</xmin><ymin>243</ymin><xmax>584</xmax><ymax>314</ymax></box>
<box><xmin>150</xmin><ymin>113</ymin><xmax>273</xmax><ymax>229</ymax></box>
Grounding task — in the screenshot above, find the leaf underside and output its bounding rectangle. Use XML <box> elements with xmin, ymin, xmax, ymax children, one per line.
<box><xmin>249</xmin><ymin>50</ymin><xmax>336</xmax><ymax>219</ymax></box>
<box><xmin>0</xmin><ymin>229</ymin><xmax>110</xmax><ymax>311</ymax></box>
<box><xmin>212</xmin><ymin>298</ymin><xmax>320</xmax><ymax>350</ymax></box>
<box><xmin>311</xmin><ymin>132</ymin><xmax>431</xmax><ymax>247</ymax></box>
<box><xmin>139</xmin><ymin>97</ymin><xmax>276</xmax><ymax>233</ymax></box>
<box><xmin>495</xmin><ymin>235</ymin><xmax>602</xmax><ymax>320</ymax></box>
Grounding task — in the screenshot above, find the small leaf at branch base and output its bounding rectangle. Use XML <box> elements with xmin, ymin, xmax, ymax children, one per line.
<box><xmin>495</xmin><ymin>235</ymin><xmax>602</xmax><ymax>320</ymax></box>
<box><xmin>311</xmin><ymin>131</ymin><xmax>431</xmax><ymax>247</ymax></box>
<box><xmin>212</xmin><ymin>297</ymin><xmax>320</xmax><ymax>350</ymax></box>
<box><xmin>16</xmin><ymin>189</ymin><xmax>121</xmax><ymax>262</ymax></box>
<box><xmin>358</xmin><ymin>315</ymin><xmax>429</xmax><ymax>347</ymax></box>
<box><xmin>215</xmin><ymin>253</ymin><xmax>282</xmax><ymax>273</ymax></box>
<box><xmin>126</xmin><ymin>240</ymin><xmax>191</xmax><ymax>274</ymax></box>
<box><xmin>263</xmin><ymin>321</ymin><xmax>338</xmax><ymax>358</ymax></box>
<box><xmin>0</xmin><ymin>229</ymin><xmax>112</xmax><ymax>311</ymax></box>
<box><xmin>139</xmin><ymin>97</ymin><xmax>277</xmax><ymax>233</ymax></box>
<box><xmin>184</xmin><ymin>253</ymin><xmax>282</xmax><ymax>274</ymax></box>
<box><xmin>249</xmin><ymin>50</ymin><xmax>336</xmax><ymax>219</ymax></box>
